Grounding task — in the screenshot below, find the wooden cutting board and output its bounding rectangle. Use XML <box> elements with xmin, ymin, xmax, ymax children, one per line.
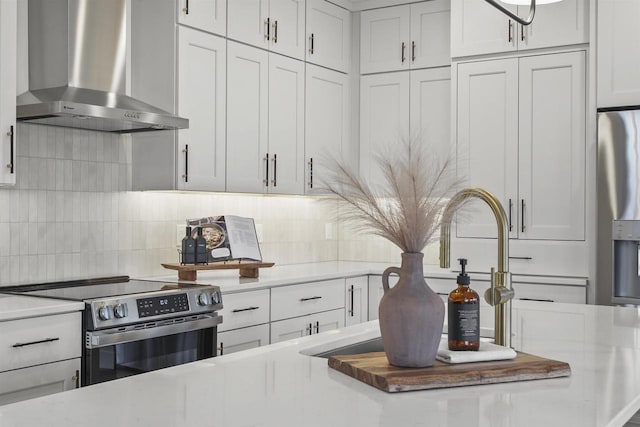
<box><xmin>328</xmin><ymin>351</ymin><xmax>570</xmax><ymax>393</ymax></box>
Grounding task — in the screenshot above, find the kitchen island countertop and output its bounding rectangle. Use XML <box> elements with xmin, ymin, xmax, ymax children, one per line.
<box><xmin>0</xmin><ymin>300</ymin><xmax>639</xmax><ymax>426</ymax></box>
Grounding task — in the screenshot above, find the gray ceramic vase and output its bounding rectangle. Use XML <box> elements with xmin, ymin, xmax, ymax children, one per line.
<box><xmin>379</xmin><ymin>252</ymin><xmax>445</xmax><ymax>368</ymax></box>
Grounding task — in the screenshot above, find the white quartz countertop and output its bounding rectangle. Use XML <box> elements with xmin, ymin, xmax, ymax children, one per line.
<box><xmin>0</xmin><ymin>300</ymin><xmax>637</xmax><ymax>427</ymax></box>
<box><xmin>0</xmin><ymin>294</ymin><xmax>84</xmax><ymax>321</ymax></box>
<box><xmin>145</xmin><ymin>261</ymin><xmax>587</xmax><ymax>293</ymax></box>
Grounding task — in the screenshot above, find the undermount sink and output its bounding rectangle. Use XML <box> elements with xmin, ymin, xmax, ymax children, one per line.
<box><xmin>312</xmin><ymin>337</ymin><xmax>384</xmax><ymax>359</ymax></box>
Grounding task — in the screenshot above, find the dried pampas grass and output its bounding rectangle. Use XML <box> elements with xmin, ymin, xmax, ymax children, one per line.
<box><xmin>318</xmin><ymin>139</ymin><xmax>464</xmax><ymax>254</ymax></box>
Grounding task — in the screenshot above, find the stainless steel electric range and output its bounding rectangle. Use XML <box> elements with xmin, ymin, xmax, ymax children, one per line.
<box><xmin>9</xmin><ymin>277</ymin><xmax>223</xmax><ymax>386</ymax></box>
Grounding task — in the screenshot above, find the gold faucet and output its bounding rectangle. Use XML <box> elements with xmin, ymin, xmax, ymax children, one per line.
<box><xmin>439</xmin><ymin>188</ymin><xmax>514</xmax><ymax>347</ymax></box>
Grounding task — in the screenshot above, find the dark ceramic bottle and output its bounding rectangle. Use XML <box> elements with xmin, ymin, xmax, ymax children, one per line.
<box><xmin>181</xmin><ymin>227</ymin><xmax>195</xmax><ymax>265</ymax></box>
<box><xmin>195</xmin><ymin>226</ymin><xmax>208</xmax><ymax>264</ymax></box>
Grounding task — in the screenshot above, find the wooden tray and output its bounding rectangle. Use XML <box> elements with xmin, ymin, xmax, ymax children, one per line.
<box><xmin>328</xmin><ymin>351</ymin><xmax>570</xmax><ymax>393</ymax></box>
<box><xmin>161</xmin><ymin>261</ymin><xmax>275</xmax><ymax>280</ymax></box>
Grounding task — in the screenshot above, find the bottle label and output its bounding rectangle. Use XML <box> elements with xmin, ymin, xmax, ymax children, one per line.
<box><xmin>448</xmin><ymin>302</ymin><xmax>479</xmax><ymax>342</ymax></box>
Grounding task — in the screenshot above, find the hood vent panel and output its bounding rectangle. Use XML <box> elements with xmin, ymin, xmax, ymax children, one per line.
<box><xmin>16</xmin><ymin>0</ymin><xmax>188</xmax><ymax>133</ymax></box>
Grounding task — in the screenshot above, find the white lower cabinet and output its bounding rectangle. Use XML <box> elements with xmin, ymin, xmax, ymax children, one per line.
<box><xmin>0</xmin><ymin>358</ymin><xmax>80</xmax><ymax>406</ymax></box>
<box><xmin>218</xmin><ymin>324</ymin><xmax>270</xmax><ymax>356</ymax></box>
<box><xmin>511</xmin><ymin>280</ymin><xmax>586</xmax><ymax>304</ymax></box>
<box><xmin>271</xmin><ymin>308</ymin><xmax>345</xmax><ymax>343</ymax></box>
<box><xmin>345</xmin><ymin>276</ymin><xmax>368</xmax><ymax>326</ymax></box>
<box><xmin>271</xmin><ymin>279</ymin><xmax>345</xmax><ymax>321</ymax></box>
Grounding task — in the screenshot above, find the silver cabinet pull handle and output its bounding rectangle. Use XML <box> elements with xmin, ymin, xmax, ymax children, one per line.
<box><xmin>6</xmin><ymin>125</ymin><xmax>14</xmax><ymax>173</ymax></box>
<box><xmin>217</xmin><ymin>342</ymin><xmax>224</xmax><ymax>356</ymax></box>
<box><xmin>265</xmin><ymin>18</ymin><xmax>270</xmax><ymax>40</ymax></box>
<box><xmin>348</xmin><ymin>284</ymin><xmax>354</xmax><ymax>316</ymax></box>
<box><xmin>509</xmin><ymin>256</ymin><xmax>533</xmax><ymax>260</ymax></box>
<box><xmin>314</xmin><ymin>321</ymin><xmax>320</xmax><ymax>333</ymax></box>
<box><xmin>12</xmin><ymin>337</ymin><xmax>60</xmax><ymax>348</ymax></box>
<box><xmin>521</xmin><ymin>24</ymin><xmax>525</xmax><ymax>41</ymax></box>
<box><xmin>508</xmin><ymin>19</ymin><xmax>513</xmax><ymax>43</ymax></box>
<box><xmin>309</xmin><ymin>33</ymin><xmax>314</xmax><ymax>54</ymax></box>
<box><xmin>401</xmin><ymin>42</ymin><xmax>406</xmax><ymax>62</ymax></box>
<box><xmin>231</xmin><ymin>306</ymin><xmax>260</xmax><ymax>313</ymax></box>
<box><xmin>521</xmin><ymin>199</ymin><xmax>526</xmax><ymax>232</ymax></box>
<box><xmin>411</xmin><ymin>41</ymin><xmax>416</xmax><ymax>62</ymax></box>
<box><xmin>272</xmin><ymin>154</ymin><xmax>277</xmax><ymax>187</ymax></box>
<box><xmin>264</xmin><ymin>153</ymin><xmax>269</xmax><ymax>186</ymax></box>
<box><xmin>300</xmin><ymin>296</ymin><xmax>322</xmax><ymax>302</ymax></box>
<box><xmin>181</xmin><ymin>144</ymin><xmax>188</xmax><ymax>182</ymax></box>
<box><xmin>306</xmin><ymin>323</ymin><xmax>313</xmax><ymax>335</ymax></box>
<box><xmin>508</xmin><ymin>198</ymin><xmax>513</xmax><ymax>232</ymax></box>
<box><xmin>273</xmin><ymin>20</ymin><xmax>278</xmax><ymax>43</ymax></box>
<box><xmin>183</xmin><ymin>0</ymin><xmax>189</xmax><ymax>14</ymax></box>
<box><xmin>308</xmin><ymin>158</ymin><xmax>313</xmax><ymax>188</ymax></box>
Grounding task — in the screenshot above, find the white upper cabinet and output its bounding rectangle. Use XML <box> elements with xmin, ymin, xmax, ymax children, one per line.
<box><xmin>451</xmin><ymin>0</ymin><xmax>588</xmax><ymax>57</ymax></box>
<box><xmin>360</xmin><ymin>0</ymin><xmax>450</xmax><ymax>74</ymax></box>
<box><xmin>226</xmin><ymin>42</ymin><xmax>305</xmax><ymax>195</ymax></box>
<box><xmin>305</xmin><ymin>64</ymin><xmax>351</xmax><ymax>193</ymax></box>
<box><xmin>456</xmin><ymin>51</ymin><xmax>586</xmax><ymax>241</ymax></box>
<box><xmin>0</xmin><ymin>0</ymin><xmax>16</xmax><ymax>186</ymax></box>
<box><xmin>177</xmin><ymin>0</ymin><xmax>227</xmax><ymax>35</ymax></box>
<box><xmin>177</xmin><ymin>26</ymin><xmax>227</xmax><ymax>191</ymax></box>
<box><xmin>228</xmin><ymin>0</ymin><xmax>306</xmax><ymax>60</ymax></box>
<box><xmin>306</xmin><ymin>0</ymin><xmax>351</xmax><ymax>73</ymax></box>
<box><xmin>597</xmin><ymin>0</ymin><xmax>640</xmax><ymax>108</ymax></box>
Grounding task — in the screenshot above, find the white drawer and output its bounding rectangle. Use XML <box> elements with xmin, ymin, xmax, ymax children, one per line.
<box><xmin>0</xmin><ymin>312</ymin><xmax>81</xmax><ymax>373</ymax></box>
<box><xmin>512</xmin><ymin>282</ymin><xmax>586</xmax><ymax>304</ymax></box>
<box><xmin>218</xmin><ymin>290</ymin><xmax>270</xmax><ymax>332</ymax></box>
<box><xmin>218</xmin><ymin>324</ymin><xmax>270</xmax><ymax>355</ymax></box>
<box><xmin>271</xmin><ymin>279</ymin><xmax>345</xmax><ymax>321</ymax></box>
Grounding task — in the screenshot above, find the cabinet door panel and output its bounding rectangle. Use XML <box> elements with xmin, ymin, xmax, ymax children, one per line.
<box><xmin>177</xmin><ymin>27</ymin><xmax>226</xmax><ymax>191</ymax></box>
<box><xmin>521</xmin><ymin>0</ymin><xmax>587</xmax><ymax>50</ymax></box>
<box><xmin>305</xmin><ymin>64</ymin><xmax>350</xmax><ymax>194</ymax></box>
<box><xmin>227</xmin><ymin>42</ymin><xmax>269</xmax><ymax>193</ymax></box>
<box><xmin>271</xmin><ymin>315</ymin><xmax>311</xmax><ymax>343</ymax></box>
<box><xmin>360</xmin><ymin>72</ymin><xmax>410</xmax><ymax>189</ymax></box>
<box><xmin>177</xmin><ymin>0</ymin><xmax>226</xmax><ymax>36</ymax></box>
<box><xmin>0</xmin><ymin>358</ymin><xmax>80</xmax><ymax>406</ymax></box>
<box><xmin>597</xmin><ymin>0</ymin><xmax>640</xmax><ymax>108</ymax></box>
<box><xmin>451</xmin><ymin>0</ymin><xmax>516</xmax><ymax>57</ymax></box>
<box><xmin>456</xmin><ymin>59</ymin><xmax>518</xmax><ymax>238</ymax></box>
<box><xmin>409</xmin><ymin>67</ymin><xmax>452</xmax><ymax>164</ymax></box>
<box><xmin>268</xmin><ymin>54</ymin><xmax>305</xmax><ymax>195</ymax></box>
<box><xmin>228</xmin><ymin>0</ymin><xmax>269</xmax><ymax>49</ymax></box>
<box><xmin>518</xmin><ymin>52</ymin><xmax>585</xmax><ymax>241</ymax></box>
<box><xmin>360</xmin><ymin>5</ymin><xmax>410</xmax><ymax>74</ymax></box>
<box><xmin>306</xmin><ymin>0</ymin><xmax>351</xmax><ymax>73</ymax></box>
<box><xmin>314</xmin><ymin>308</ymin><xmax>345</xmax><ymax>334</ymax></box>
<box><xmin>218</xmin><ymin>324</ymin><xmax>270</xmax><ymax>355</ymax></box>
<box><xmin>0</xmin><ymin>0</ymin><xmax>16</xmax><ymax>185</ymax></box>
<box><xmin>269</xmin><ymin>0</ymin><xmax>306</xmax><ymax>60</ymax></box>
<box><xmin>410</xmin><ymin>0</ymin><xmax>450</xmax><ymax>69</ymax></box>
<box><xmin>345</xmin><ymin>276</ymin><xmax>368</xmax><ymax>326</ymax></box>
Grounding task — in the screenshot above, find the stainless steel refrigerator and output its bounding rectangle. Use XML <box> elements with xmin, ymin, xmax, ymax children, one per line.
<box><xmin>598</xmin><ymin>108</ymin><xmax>640</xmax><ymax>305</ymax></box>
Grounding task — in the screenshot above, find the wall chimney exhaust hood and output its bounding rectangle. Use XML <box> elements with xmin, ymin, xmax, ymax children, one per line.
<box><xmin>16</xmin><ymin>0</ymin><xmax>188</xmax><ymax>134</ymax></box>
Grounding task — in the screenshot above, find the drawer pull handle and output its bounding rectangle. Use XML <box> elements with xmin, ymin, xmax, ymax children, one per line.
<box><xmin>509</xmin><ymin>256</ymin><xmax>533</xmax><ymax>260</ymax></box>
<box><xmin>519</xmin><ymin>297</ymin><xmax>554</xmax><ymax>303</ymax></box>
<box><xmin>300</xmin><ymin>296</ymin><xmax>322</xmax><ymax>302</ymax></box>
<box><xmin>12</xmin><ymin>337</ymin><xmax>60</xmax><ymax>348</ymax></box>
<box><xmin>232</xmin><ymin>306</ymin><xmax>260</xmax><ymax>313</ymax></box>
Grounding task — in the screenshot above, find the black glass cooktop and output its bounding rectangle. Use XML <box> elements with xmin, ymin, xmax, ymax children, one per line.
<box><xmin>10</xmin><ymin>278</ymin><xmax>207</xmax><ymax>302</ymax></box>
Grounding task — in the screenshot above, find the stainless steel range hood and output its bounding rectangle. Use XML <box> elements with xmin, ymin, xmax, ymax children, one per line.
<box><xmin>16</xmin><ymin>0</ymin><xmax>188</xmax><ymax>133</ymax></box>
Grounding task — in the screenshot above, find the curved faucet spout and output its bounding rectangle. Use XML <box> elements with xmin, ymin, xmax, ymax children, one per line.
<box><xmin>439</xmin><ymin>188</ymin><xmax>513</xmax><ymax>347</ymax></box>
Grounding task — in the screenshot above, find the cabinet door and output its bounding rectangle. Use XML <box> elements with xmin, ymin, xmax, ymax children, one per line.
<box><xmin>360</xmin><ymin>71</ymin><xmax>410</xmax><ymax>189</ymax></box>
<box><xmin>409</xmin><ymin>67</ymin><xmax>452</xmax><ymax>164</ymax></box>
<box><xmin>0</xmin><ymin>358</ymin><xmax>80</xmax><ymax>406</ymax></box>
<box><xmin>597</xmin><ymin>0</ymin><xmax>640</xmax><ymax>108</ymax></box>
<box><xmin>267</xmin><ymin>54</ymin><xmax>305</xmax><ymax>195</ymax></box>
<box><xmin>456</xmin><ymin>59</ymin><xmax>518</xmax><ymax>239</ymax></box>
<box><xmin>227</xmin><ymin>42</ymin><xmax>269</xmax><ymax>193</ymax></box>
<box><xmin>410</xmin><ymin>0</ymin><xmax>450</xmax><ymax>69</ymax></box>
<box><xmin>518</xmin><ymin>52</ymin><xmax>585</xmax><ymax>241</ymax></box>
<box><xmin>0</xmin><ymin>0</ymin><xmax>16</xmax><ymax>186</ymax></box>
<box><xmin>306</xmin><ymin>0</ymin><xmax>351</xmax><ymax>73</ymax></box>
<box><xmin>313</xmin><ymin>308</ymin><xmax>345</xmax><ymax>334</ymax></box>
<box><xmin>177</xmin><ymin>0</ymin><xmax>226</xmax><ymax>36</ymax></box>
<box><xmin>177</xmin><ymin>27</ymin><xmax>226</xmax><ymax>191</ymax></box>
<box><xmin>520</xmin><ymin>0</ymin><xmax>587</xmax><ymax>50</ymax></box>
<box><xmin>360</xmin><ymin>5</ymin><xmax>410</xmax><ymax>74</ymax></box>
<box><xmin>227</xmin><ymin>0</ymin><xmax>269</xmax><ymax>50</ymax></box>
<box><xmin>451</xmin><ymin>0</ymin><xmax>516</xmax><ymax>57</ymax></box>
<box><xmin>218</xmin><ymin>324</ymin><xmax>270</xmax><ymax>356</ymax></box>
<box><xmin>305</xmin><ymin>64</ymin><xmax>350</xmax><ymax>194</ymax></box>
<box><xmin>345</xmin><ymin>276</ymin><xmax>369</xmax><ymax>326</ymax></box>
<box><xmin>269</xmin><ymin>0</ymin><xmax>306</xmax><ymax>60</ymax></box>
<box><xmin>271</xmin><ymin>315</ymin><xmax>312</xmax><ymax>343</ymax></box>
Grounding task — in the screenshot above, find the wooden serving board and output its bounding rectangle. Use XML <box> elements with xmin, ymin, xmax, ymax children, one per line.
<box><xmin>161</xmin><ymin>261</ymin><xmax>275</xmax><ymax>280</ymax></box>
<box><xmin>328</xmin><ymin>351</ymin><xmax>570</xmax><ymax>393</ymax></box>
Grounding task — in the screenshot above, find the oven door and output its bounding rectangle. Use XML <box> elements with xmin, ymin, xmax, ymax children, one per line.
<box><xmin>83</xmin><ymin>314</ymin><xmax>222</xmax><ymax>386</ymax></box>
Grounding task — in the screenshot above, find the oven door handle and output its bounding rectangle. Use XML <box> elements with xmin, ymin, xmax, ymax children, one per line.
<box><xmin>85</xmin><ymin>315</ymin><xmax>223</xmax><ymax>349</ymax></box>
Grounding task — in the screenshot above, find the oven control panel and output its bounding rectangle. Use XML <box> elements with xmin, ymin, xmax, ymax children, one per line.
<box><xmin>86</xmin><ymin>286</ymin><xmax>223</xmax><ymax>330</ymax></box>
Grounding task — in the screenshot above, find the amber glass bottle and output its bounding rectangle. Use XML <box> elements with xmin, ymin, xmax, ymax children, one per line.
<box><xmin>448</xmin><ymin>258</ymin><xmax>480</xmax><ymax>351</ymax></box>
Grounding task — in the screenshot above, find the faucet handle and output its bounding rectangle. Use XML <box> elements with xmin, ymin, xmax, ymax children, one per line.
<box><xmin>484</xmin><ymin>268</ymin><xmax>514</xmax><ymax>306</ymax></box>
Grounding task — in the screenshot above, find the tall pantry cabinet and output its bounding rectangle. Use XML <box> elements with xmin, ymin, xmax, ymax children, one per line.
<box><xmin>0</xmin><ymin>0</ymin><xmax>16</xmax><ymax>186</ymax></box>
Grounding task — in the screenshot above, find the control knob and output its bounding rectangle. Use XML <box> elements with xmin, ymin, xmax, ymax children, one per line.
<box><xmin>197</xmin><ymin>292</ymin><xmax>211</xmax><ymax>306</ymax></box>
<box><xmin>98</xmin><ymin>305</ymin><xmax>112</xmax><ymax>321</ymax></box>
<box><xmin>211</xmin><ymin>291</ymin><xmax>221</xmax><ymax>305</ymax></box>
<box><xmin>113</xmin><ymin>303</ymin><xmax>128</xmax><ymax>319</ymax></box>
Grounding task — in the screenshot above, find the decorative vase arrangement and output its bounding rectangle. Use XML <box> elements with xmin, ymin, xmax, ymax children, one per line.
<box><xmin>319</xmin><ymin>140</ymin><xmax>463</xmax><ymax>368</ymax></box>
